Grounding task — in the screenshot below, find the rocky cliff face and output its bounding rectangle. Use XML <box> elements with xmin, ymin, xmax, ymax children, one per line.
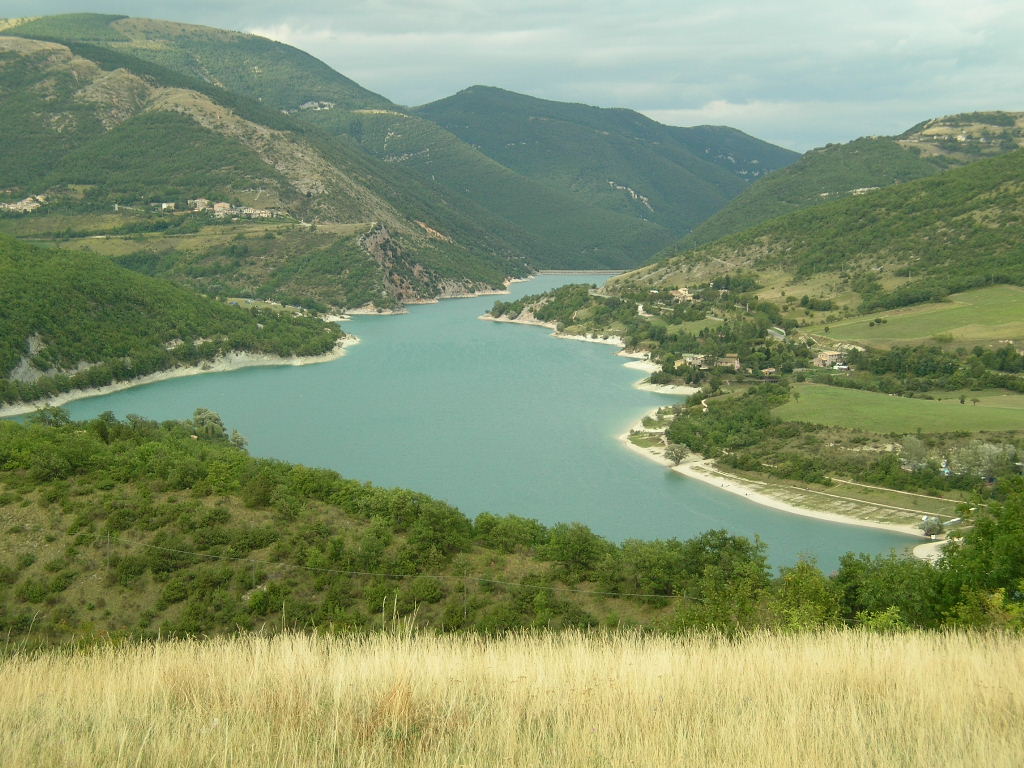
<box><xmin>358</xmin><ymin>224</ymin><xmax>507</xmax><ymax>306</ymax></box>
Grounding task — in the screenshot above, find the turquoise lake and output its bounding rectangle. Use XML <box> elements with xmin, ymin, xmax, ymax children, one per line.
<box><xmin>60</xmin><ymin>274</ymin><xmax>916</xmax><ymax>568</ymax></box>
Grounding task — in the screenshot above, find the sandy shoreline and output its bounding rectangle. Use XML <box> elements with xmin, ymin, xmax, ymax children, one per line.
<box><xmin>617</xmin><ymin>416</ymin><xmax>926</xmax><ymax>540</ymax></box>
<box><xmin>481</xmin><ymin>314</ymin><xmax>625</xmax><ymax>346</ymax></box>
<box><xmin>0</xmin><ymin>336</ymin><xmax>359</xmax><ymax>418</ymax></box>
<box><xmin>1</xmin><ymin>278</ymin><xmax>537</xmax><ymax>417</ymax></box>
<box><xmin>484</xmin><ymin>312</ymin><xmax>927</xmax><ymax>542</ymax></box>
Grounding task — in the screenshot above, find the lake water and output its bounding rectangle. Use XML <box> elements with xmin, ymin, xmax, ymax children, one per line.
<box><xmin>60</xmin><ymin>274</ymin><xmax>916</xmax><ymax>568</ymax></box>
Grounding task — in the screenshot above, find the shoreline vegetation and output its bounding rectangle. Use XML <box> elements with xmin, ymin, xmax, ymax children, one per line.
<box><xmin>0</xmin><ymin>276</ymin><xmax>533</xmax><ymax>416</ymax></box>
<box><xmin>483</xmin><ymin>312</ymin><xmax>934</xmax><ymax>545</ymax></box>
<box><xmin>0</xmin><ymin>337</ymin><xmax>360</xmax><ymax>419</ymax></box>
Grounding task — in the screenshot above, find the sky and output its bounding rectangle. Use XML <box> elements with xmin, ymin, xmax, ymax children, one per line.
<box><xmin>4</xmin><ymin>1</ymin><xmax>1023</xmax><ymax>151</ymax></box>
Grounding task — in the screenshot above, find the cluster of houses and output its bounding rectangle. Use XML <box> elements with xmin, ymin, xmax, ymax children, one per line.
<box><xmin>673</xmin><ymin>349</ymin><xmax>849</xmax><ymax>375</ymax></box>
<box><xmin>184</xmin><ymin>199</ymin><xmax>279</xmax><ymax>219</ymax></box>
<box><xmin>281</xmin><ymin>100</ymin><xmax>336</xmax><ymax>115</ymax></box>
<box><xmin>0</xmin><ymin>194</ymin><xmax>46</xmax><ymax>213</ymax></box>
<box><xmin>674</xmin><ymin>352</ymin><xmax>743</xmax><ymax>372</ymax></box>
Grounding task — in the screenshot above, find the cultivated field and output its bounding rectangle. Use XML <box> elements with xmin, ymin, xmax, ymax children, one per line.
<box><xmin>811</xmin><ymin>285</ymin><xmax>1024</xmax><ymax>347</ymax></box>
<box><xmin>775</xmin><ymin>383</ymin><xmax>1024</xmax><ymax>432</ymax></box>
<box><xmin>1</xmin><ymin>630</ymin><xmax>1022</xmax><ymax>767</ymax></box>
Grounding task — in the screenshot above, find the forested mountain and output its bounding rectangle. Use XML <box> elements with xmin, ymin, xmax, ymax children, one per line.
<box><xmin>0</xmin><ymin>234</ymin><xmax>341</xmax><ymax>405</ymax></box>
<box><xmin>0</xmin><ymin>13</ymin><xmax>798</xmax><ymax>272</ymax></box>
<box><xmin>0</xmin><ymin>29</ymin><xmax>530</xmax><ymax>302</ymax></box>
<box><xmin>0</xmin><ymin>12</ymin><xmax>391</xmax><ymax>111</ymax></box>
<box><xmin>303</xmin><ymin>106</ymin><xmax>676</xmax><ymax>269</ymax></box>
<box><xmin>673</xmin><ymin>111</ymin><xmax>1024</xmax><ymax>251</ymax></box>
<box><xmin>626</xmin><ymin>148</ymin><xmax>1024</xmax><ymax>313</ymax></box>
<box><xmin>414</xmin><ymin>86</ymin><xmax>799</xmax><ymax>235</ymax></box>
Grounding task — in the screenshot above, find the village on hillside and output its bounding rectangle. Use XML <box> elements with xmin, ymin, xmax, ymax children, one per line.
<box><xmin>0</xmin><ymin>194</ymin><xmax>46</xmax><ymax>213</ymax></box>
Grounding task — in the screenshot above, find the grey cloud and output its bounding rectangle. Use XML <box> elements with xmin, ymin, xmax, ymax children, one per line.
<box><xmin>3</xmin><ymin>0</ymin><xmax>1023</xmax><ymax>149</ymax></box>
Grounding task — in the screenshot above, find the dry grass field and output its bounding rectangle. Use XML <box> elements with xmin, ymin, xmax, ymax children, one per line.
<box><xmin>2</xmin><ymin>629</ymin><xmax>1022</xmax><ymax>767</ymax></box>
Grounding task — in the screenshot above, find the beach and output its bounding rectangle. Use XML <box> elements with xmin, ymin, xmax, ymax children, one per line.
<box><xmin>617</xmin><ymin>411</ymin><xmax>928</xmax><ymax>540</ymax></box>
<box><xmin>0</xmin><ymin>336</ymin><xmax>359</xmax><ymax>419</ymax></box>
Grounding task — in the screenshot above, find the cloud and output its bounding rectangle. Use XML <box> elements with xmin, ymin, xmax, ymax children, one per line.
<box><xmin>5</xmin><ymin>0</ymin><xmax>1024</xmax><ymax>147</ymax></box>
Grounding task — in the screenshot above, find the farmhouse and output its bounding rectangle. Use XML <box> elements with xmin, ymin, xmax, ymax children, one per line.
<box><xmin>813</xmin><ymin>350</ymin><xmax>845</xmax><ymax>368</ymax></box>
<box><xmin>674</xmin><ymin>353</ymin><xmax>708</xmax><ymax>369</ymax></box>
<box><xmin>716</xmin><ymin>353</ymin><xmax>742</xmax><ymax>371</ymax></box>
<box><xmin>670</xmin><ymin>287</ymin><xmax>694</xmax><ymax>302</ymax></box>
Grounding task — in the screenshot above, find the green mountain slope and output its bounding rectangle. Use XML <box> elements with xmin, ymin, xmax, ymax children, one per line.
<box><xmin>1</xmin><ymin>13</ymin><xmax>390</xmax><ymax>111</ymax></box>
<box><xmin>0</xmin><ymin>15</ymin><xmax>665</xmax><ymax>270</ymax></box>
<box><xmin>7</xmin><ymin>16</ymin><xmax>681</xmax><ymax>269</ymax></box>
<box><xmin>0</xmin><ymin>412</ymin><xmax>759</xmax><ymax>640</ymax></box>
<box><xmin>675</xmin><ymin>112</ymin><xmax>1024</xmax><ymax>251</ymax></box>
<box><xmin>1</xmin><ymin>15</ymin><xmax>803</xmax><ymax>269</ymax></box>
<box><xmin>0</xmin><ymin>233</ymin><xmax>341</xmax><ymax>406</ymax></box>
<box><xmin>414</xmin><ymin>86</ymin><xmax>799</xmax><ymax>234</ymax></box>
<box><xmin>0</xmin><ymin>32</ymin><xmax>530</xmax><ymax>303</ymax></box>
<box><xmin>625</xmin><ymin>149</ymin><xmax>1024</xmax><ymax>312</ymax></box>
<box><xmin>303</xmin><ymin>107</ymin><xmax>675</xmax><ymax>268</ymax></box>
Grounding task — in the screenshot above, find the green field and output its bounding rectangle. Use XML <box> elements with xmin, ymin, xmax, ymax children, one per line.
<box><xmin>811</xmin><ymin>285</ymin><xmax>1024</xmax><ymax>347</ymax></box>
<box><xmin>774</xmin><ymin>383</ymin><xmax>1024</xmax><ymax>433</ymax></box>
<box><xmin>679</xmin><ymin>316</ymin><xmax>724</xmax><ymax>335</ymax></box>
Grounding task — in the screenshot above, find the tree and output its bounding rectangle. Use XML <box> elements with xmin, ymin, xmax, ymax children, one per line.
<box><xmin>834</xmin><ymin>552</ymin><xmax>943</xmax><ymax>627</ymax></box>
<box><xmin>769</xmin><ymin>557</ymin><xmax>842</xmax><ymax>630</ymax></box>
<box><xmin>900</xmin><ymin>435</ymin><xmax>929</xmax><ymax>467</ymax></box>
<box><xmin>26</xmin><ymin>405</ymin><xmax>71</xmax><ymax>427</ymax></box>
<box><xmin>190</xmin><ymin>408</ymin><xmax>226</xmax><ymax>440</ymax></box>
<box><xmin>940</xmin><ymin>494</ymin><xmax>1024</xmax><ymax>598</ymax></box>
<box><xmin>664</xmin><ymin>444</ymin><xmax>688</xmax><ymax>465</ymax></box>
<box><xmin>542</xmin><ymin>523</ymin><xmax>613</xmax><ymax>583</ymax></box>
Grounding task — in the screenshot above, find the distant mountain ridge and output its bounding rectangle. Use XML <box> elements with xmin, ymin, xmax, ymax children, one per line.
<box><xmin>672</xmin><ymin>111</ymin><xmax>1024</xmax><ymax>252</ymax></box>
<box><xmin>0</xmin><ymin>12</ymin><xmax>800</xmax><ymax>273</ymax></box>
<box><xmin>414</xmin><ymin>85</ymin><xmax>798</xmax><ymax>236</ymax></box>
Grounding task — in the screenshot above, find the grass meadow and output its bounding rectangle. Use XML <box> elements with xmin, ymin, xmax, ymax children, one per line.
<box><xmin>1</xmin><ymin>630</ymin><xmax>1022</xmax><ymax>767</ymax></box>
<box><xmin>811</xmin><ymin>285</ymin><xmax>1024</xmax><ymax>347</ymax></box>
<box><xmin>774</xmin><ymin>383</ymin><xmax>1024</xmax><ymax>432</ymax></box>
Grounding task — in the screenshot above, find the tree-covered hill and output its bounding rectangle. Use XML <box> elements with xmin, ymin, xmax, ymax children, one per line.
<box><xmin>626</xmin><ymin>148</ymin><xmax>1024</xmax><ymax>312</ymax></box>
<box><xmin>0</xmin><ymin>13</ymin><xmax>391</xmax><ymax>112</ymax></box>
<box><xmin>2</xmin><ymin>411</ymin><xmax>1024</xmax><ymax>644</ymax></box>
<box><xmin>0</xmin><ymin>234</ymin><xmax>341</xmax><ymax>405</ymax></box>
<box><xmin>0</xmin><ymin>13</ymin><xmax>798</xmax><ymax>271</ymax></box>
<box><xmin>414</xmin><ymin>85</ymin><xmax>799</xmax><ymax>236</ymax></box>
<box><xmin>673</xmin><ymin>112</ymin><xmax>1024</xmax><ymax>251</ymax></box>
<box><xmin>305</xmin><ymin>106</ymin><xmax>676</xmax><ymax>269</ymax></box>
<box><xmin>0</xmin><ymin>15</ymin><xmax>679</xmax><ymax>270</ymax></box>
<box><xmin>0</xmin><ymin>31</ymin><xmax>531</xmax><ymax>300</ymax></box>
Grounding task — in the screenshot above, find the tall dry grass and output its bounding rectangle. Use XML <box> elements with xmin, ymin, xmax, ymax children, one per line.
<box><xmin>1</xmin><ymin>630</ymin><xmax>1022</xmax><ymax>767</ymax></box>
